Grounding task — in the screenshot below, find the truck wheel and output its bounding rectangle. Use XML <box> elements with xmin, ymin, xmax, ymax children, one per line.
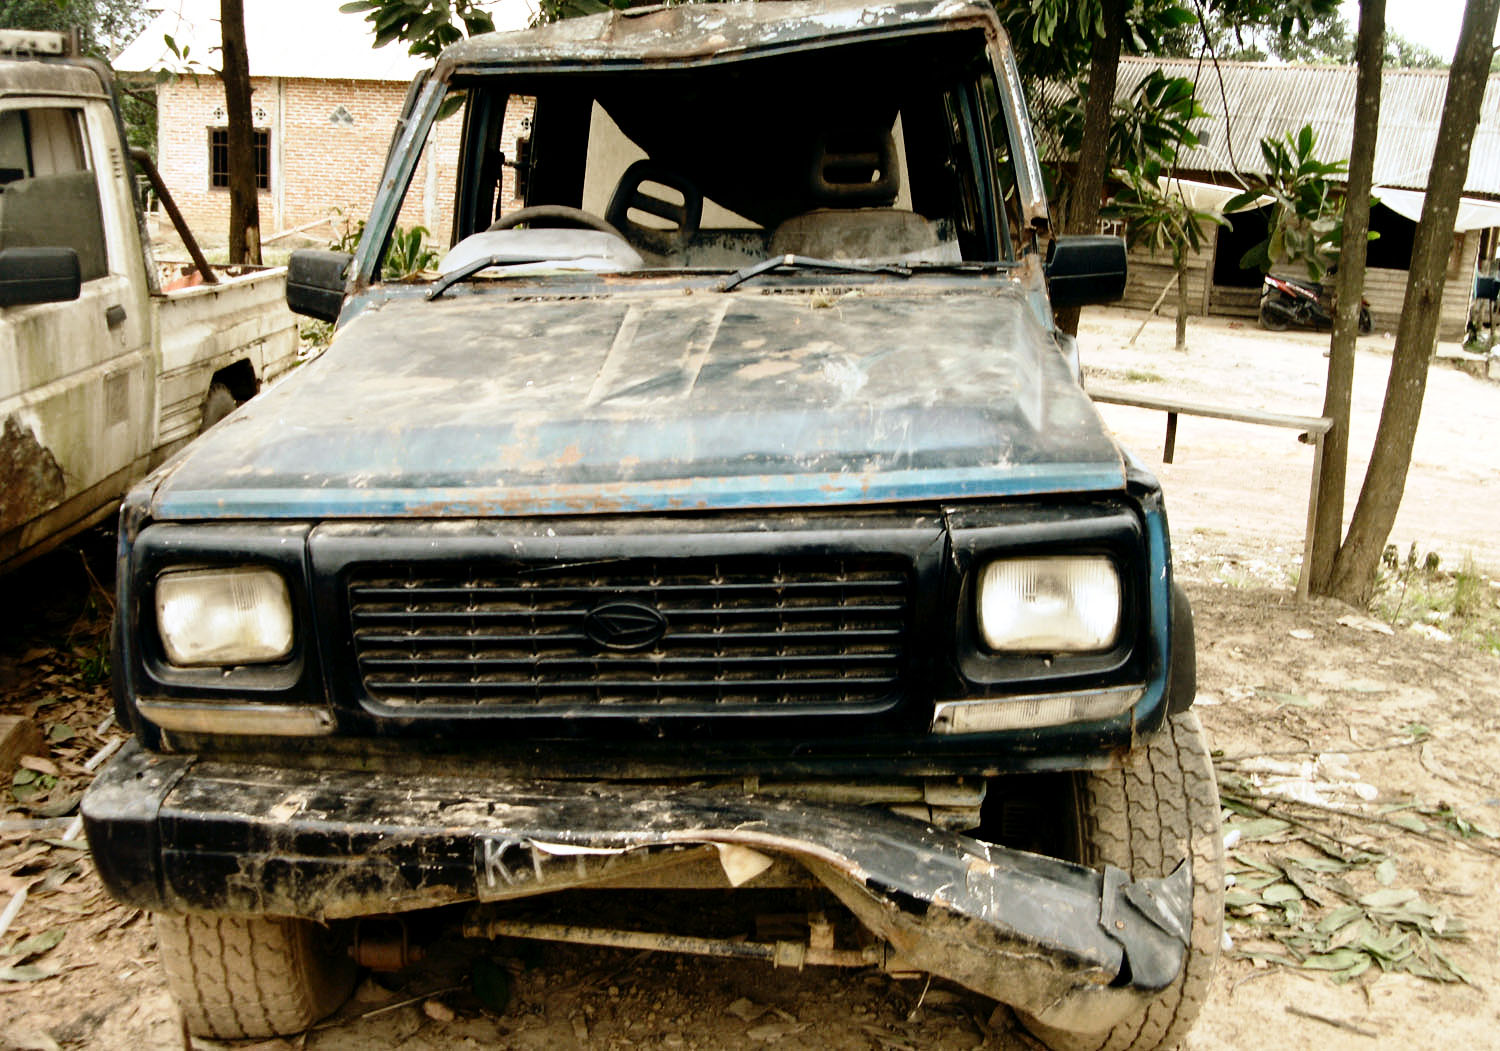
<box><xmin>154</xmin><ymin>913</ymin><xmax>356</xmax><ymax>1038</ymax></box>
<box><xmin>1257</xmin><ymin>295</ymin><xmax>1289</xmax><ymax>331</ymax></box>
<box><xmin>1022</xmin><ymin>711</ymin><xmax>1224</xmax><ymax>1051</ymax></box>
<box><xmin>1358</xmin><ymin>306</ymin><xmax>1374</xmax><ymax>334</ymax></box>
<box><xmin>198</xmin><ymin>382</ymin><xmax>239</xmax><ymax>433</ymax></box>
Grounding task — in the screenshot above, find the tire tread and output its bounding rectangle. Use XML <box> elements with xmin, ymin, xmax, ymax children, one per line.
<box><xmin>1026</xmin><ymin>712</ymin><xmax>1224</xmax><ymax>1051</ymax></box>
<box><xmin>154</xmin><ymin>913</ymin><xmax>354</xmax><ymax>1038</ymax></box>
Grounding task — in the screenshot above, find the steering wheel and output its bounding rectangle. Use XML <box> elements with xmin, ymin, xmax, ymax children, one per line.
<box><xmin>605</xmin><ymin>161</ymin><xmax>703</xmax><ymax>255</ymax></box>
<box><xmin>486</xmin><ymin>205</ymin><xmax>626</xmax><ymax>239</ymax></box>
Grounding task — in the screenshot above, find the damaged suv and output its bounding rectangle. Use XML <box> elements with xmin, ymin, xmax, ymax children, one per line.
<box><xmin>82</xmin><ymin>2</ymin><xmax>1223</xmax><ymax>1047</ymax></box>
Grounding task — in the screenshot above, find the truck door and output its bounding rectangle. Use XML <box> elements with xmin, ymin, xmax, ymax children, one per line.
<box><xmin>0</xmin><ymin>98</ymin><xmax>152</xmax><ymax>567</ymax></box>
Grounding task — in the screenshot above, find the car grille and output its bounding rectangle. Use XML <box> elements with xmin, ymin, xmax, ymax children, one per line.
<box><xmin>348</xmin><ymin>556</ymin><xmax>911</xmax><ymax>708</ymax></box>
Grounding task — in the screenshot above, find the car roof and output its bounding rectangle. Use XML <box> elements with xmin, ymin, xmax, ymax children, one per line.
<box><xmin>436</xmin><ymin>0</ymin><xmax>1001</xmax><ymax>75</ymax></box>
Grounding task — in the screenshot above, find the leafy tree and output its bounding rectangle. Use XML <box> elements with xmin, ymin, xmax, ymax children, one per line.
<box><xmin>1182</xmin><ymin>6</ymin><xmax>1445</xmax><ymax>67</ymax></box>
<box><xmin>1225</xmin><ymin>126</ymin><xmax>1348</xmax><ymax>282</ymax></box>
<box><xmin>1308</xmin><ymin>0</ymin><xmax>1384</xmax><ymax>595</ymax></box>
<box><xmin>0</xmin><ymin>0</ymin><xmax>147</xmax><ymax>56</ymax></box>
<box><xmin>340</xmin><ymin>0</ymin><xmax>497</xmax><ymax>57</ymax></box>
<box><xmin>1326</xmin><ymin>0</ymin><xmax>1500</xmax><ymax>603</ymax></box>
<box><xmin>219</xmin><ymin>0</ymin><xmax>260</xmax><ymax>264</ymax></box>
<box><xmin>995</xmin><ymin>0</ymin><xmax>1339</xmax><ymax>333</ymax></box>
<box><xmin>1104</xmin><ymin>162</ymin><xmax>1227</xmax><ymax>350</ymax></box>
<box><xmin>1041</xmin><ymin>68</ymin><xmax>1206</xmax><ymax>218</ymax></box>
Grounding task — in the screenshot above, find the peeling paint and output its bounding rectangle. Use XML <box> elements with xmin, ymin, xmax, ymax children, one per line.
<box><xmin>0</xmin><ymin>415</ymin><xmax>66</xmax><ymax>533</ymax></box>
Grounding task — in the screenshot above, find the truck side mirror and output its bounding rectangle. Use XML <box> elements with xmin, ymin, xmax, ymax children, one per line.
<box><xmin>1045</xmin><ymin>235</ymin><xmax>1127</xmax><ymax>309</ymax></box>
<box><xmin>0</xmin><ymin>247</ymin><xmax>81</xmax><ymax>307</ymax></box>
<box><xmin>287</xmin><ymin>249</ymin><xmax>352</xmax><ymax>323</ymax></box>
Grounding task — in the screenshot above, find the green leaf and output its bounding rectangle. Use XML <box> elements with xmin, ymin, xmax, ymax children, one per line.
<box><xmin>1387</xmin><ymin>813</ymin><xmax>1428</xmax><ymax>833</ymax></box>
<box><xmin>1225</xmin><ymin>890</ymin><xmax>1262</xmax><ymax>909</ymax></box>
<box><xmin>0</xmin><ymin>964</ymin><xmax>52</xmax><ymax>982</ymax></box>
<box><xmin>1233</xmin><ymin>817</ymin><xmax>1291</xmax><ymax>840</ymax></box>
<box><xmin>1361</xmin><ymin>929</ymin><xmax>1412</xmax><ymax>959</ymax></box>
<box><xmin>1375</xmin><ymin>858</ymin><xmax>1397</xmax><ymax>885</ymax></box>
<box><xmin>1230</xmin><ymin>852</ymin><xmax>1281</xmax><ymax>874</ymax></box>
<box><xmin>47</xmin><ymin>723</ymin><xmax>75</xmax><ymax>743</ymax></box>
<box><xmin>5</xmin><ymin>929</ymin><xmax>64</xmax><ymax>959</ymax></box>
<box><xmin>1317</xmin><ymin>905</ymin><xmax>1365</xmax><ymax>935</ymax></box>
<box><xmin>1360</xmin><ymin>888</ymin><xmax>1420</xmax><ymax>909</ymax></box>
<box><xmin>1236</xmin><ymin>872</ymin><xmax>1284</xmax><ymax>892</ymax></box>
<box><xmin>1300</xmin><ymin>948</ymin><xmax>1366</xmax><ymax>971</ymax></box>
<box><xmin>1262</xmin><ymin>883</ymin><xmax>1302</xmax><ymax>904</ymax></box>
<box><xmin>1286</xmin><ymin>856</ymin><xmax>1351</xmax><ymax>874</ymax></box>
<box><xmin>1332</xmin><ymin>954</ymin><xmax>1372</xmax><ymax>982</ymax></box>
<box><xmin>1430</xmin><ymin>944</ymin><xmax>1473</xmax><ymax>984</ymax></box>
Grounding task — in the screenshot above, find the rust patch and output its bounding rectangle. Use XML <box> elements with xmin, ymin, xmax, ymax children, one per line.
<box><xmin>0</xmin><ymin>416</ymin><xmax>66</xmax><ymax>533</ymax></box>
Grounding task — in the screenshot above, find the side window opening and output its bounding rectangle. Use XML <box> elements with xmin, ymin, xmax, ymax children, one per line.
<box><xmin>0</xmin><ymin>107</ymin><xmax>108</xmax><ymax>282</ymax></box>
<box><xmin>979</xmin><ymin>72</ymin><xmax>1026</xmax><ymax>259</ymax></box>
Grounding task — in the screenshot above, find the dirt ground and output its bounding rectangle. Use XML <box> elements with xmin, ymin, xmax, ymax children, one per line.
<box><xmin>1</xmin><ymin>308</ymin><xmax>1497</xmax><ymax>1051</ymax></box>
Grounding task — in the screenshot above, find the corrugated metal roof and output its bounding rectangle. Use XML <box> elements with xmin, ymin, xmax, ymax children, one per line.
<box><xmin>1114</xmin><ymin>57</ymin><xmax>1500</xmax><ymax>199</ymax></box>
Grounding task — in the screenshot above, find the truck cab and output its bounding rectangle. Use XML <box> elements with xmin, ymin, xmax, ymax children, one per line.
<box><xmin>0</xmin><ymin>30</ymin><xmax>299</xmax><ymax>573</ymax></box>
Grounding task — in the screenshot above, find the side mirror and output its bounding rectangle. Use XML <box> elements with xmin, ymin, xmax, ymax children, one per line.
<box><xmin>287</xmin><ymin>249</ymin><xmax>352</xmax><ymax>323</ymax></box>
<box><xmin>1045</xmin><ymin>234</ymin><xmax>1127</xmax><ymax>309</ymax></box>
<box><xmin>0</xmin><ymin>247</ymin><xmax>81</xmax><ymax>307</ymax></box>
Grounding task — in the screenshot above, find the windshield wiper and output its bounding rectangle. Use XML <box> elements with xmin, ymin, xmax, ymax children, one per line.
<box><xmin>717</xmin><ymin>254</ymin><xmax>912</xmax><ymax>293</ymax></box>
<box><xmin>426</xmin><ymin>253</ymin><xmax>589</xmax><ymax>301</ymax></box>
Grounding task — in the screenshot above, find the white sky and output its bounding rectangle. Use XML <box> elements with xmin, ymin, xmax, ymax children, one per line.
<box><xmin>1340</xmin><ymin>0</ymin><xmax>1489</xmax><ymax>62</ymax></box>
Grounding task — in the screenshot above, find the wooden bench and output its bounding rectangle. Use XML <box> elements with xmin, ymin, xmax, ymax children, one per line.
<box><xmin>1089</xmin><ymin>388</ymin><xmax>1334</xmax><ymax>600</ymax></box>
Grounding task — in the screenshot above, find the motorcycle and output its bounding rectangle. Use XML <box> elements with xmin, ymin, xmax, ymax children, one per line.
<box><xmin>1258</xmin><ymin>273</ymin><xmax>1374</xmax><ymax>334</ymax></box>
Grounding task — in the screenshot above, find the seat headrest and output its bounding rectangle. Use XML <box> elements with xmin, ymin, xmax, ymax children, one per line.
<box><xmin>808</xmin><ymin>128</ymin><xmax>900</xmax><ymax>207</ymax></box>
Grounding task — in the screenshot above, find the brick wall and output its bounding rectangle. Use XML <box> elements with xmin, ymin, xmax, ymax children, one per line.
<box><xmin>155</xmin><ymin>75</ymin><xmax>474</xmax><ymax>252</ymax></box>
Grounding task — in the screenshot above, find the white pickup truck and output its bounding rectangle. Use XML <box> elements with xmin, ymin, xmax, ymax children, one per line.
<box><xmin>0</xmin><ymin>30</ymin><xmax>299</xmax><ymax>572</ymax></box>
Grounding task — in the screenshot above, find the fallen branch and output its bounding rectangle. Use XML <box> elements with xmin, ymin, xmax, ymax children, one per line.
<box><xmin>1129</xmin><ymin>273</ymin><xmax>1179</xmax><ymax>346</ymax></box>
<box><xmin>1285</xmin><ymin>1004</ymin><xmax>1379</xmax><ymax>1038</ymax></box>
<box><xmin>1215</xmin><ymin>739</ymin><xmax>1426</xmax><ymax>763</ymax></box>
<box><xmin>1223</xmin><ymin>794</ymin><xmax>1379</xmax><ymax>860</ymax></box>
<box><xmin>309</xmin><ymin>984</ymin><xmax>465</xmax><ymax>1030</ymax></box>
<box><xmin>83</xmin><ymin>737</ymin><xmax>123</xmax><ymax>774</ymax></box>
<box><xmin>1223</xmin><ymin>788</ymin><xmax>1500</xmax><ymax>859</ymax></box>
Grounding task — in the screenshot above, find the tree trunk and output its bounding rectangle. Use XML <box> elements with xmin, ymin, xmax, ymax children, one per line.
<box><xmin>1054</xmin><ymin>0</ymin><xmax>1124</xmax><ymax>336</ymax></box>
<box><xmin>218</xmin><ymin>0</ymin><xmax>261</xmax><ymax>265</ymax></box>
<box><xmin>1307</xmin><ymin>0</ymin><xmax>1384</xmax><ymax>595</ymax></box>
<box><xmin>1325</xmin><ymin>0</ymin><xmax>1499</xmax><ymax>604</ymax></box>
<box><xmin>1174</xmin><ymin>254</ymin><xmax>1189</xmax><ymax>351</ymax></box>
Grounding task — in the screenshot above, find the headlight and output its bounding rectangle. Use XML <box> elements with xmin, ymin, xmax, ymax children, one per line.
<box><xmin>155</xmin><ymin>567</ymin><xmax>294</xmax><ymax>666</ymax></box>
<box><xmin>976</xmin><ymin>556</ymin><xmax>1120</xmax><ymax>652</ymax></box>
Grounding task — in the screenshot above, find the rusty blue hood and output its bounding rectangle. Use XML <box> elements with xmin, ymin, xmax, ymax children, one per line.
<box><xmin>148</xmin><ymin>282</ymin><xmax>1126</xmax><ymax>519</ymax></box>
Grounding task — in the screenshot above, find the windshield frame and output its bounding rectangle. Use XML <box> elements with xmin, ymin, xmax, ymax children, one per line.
<box><xmin>352</xmin><ymin>15</ymin><xmax>1045</xmax><ymax>294</ymax></box>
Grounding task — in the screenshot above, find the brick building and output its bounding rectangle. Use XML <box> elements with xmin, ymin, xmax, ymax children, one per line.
<box><xmin>115</xmin><ymin>0</ymin><xmax>535</xmax><ymax>249</ymax></box>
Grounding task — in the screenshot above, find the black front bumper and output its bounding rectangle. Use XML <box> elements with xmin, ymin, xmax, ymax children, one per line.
<box><xmin>83</xmin><ymin>741</ymin><xmax>1192</xmax><ymax>1030</ymax></box>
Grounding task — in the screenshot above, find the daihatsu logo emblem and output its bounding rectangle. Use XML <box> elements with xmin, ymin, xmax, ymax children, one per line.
<box><xmin>582</xmin><ymin>601</ymin><xmax>667</xmax><ymax>651</ymax></box>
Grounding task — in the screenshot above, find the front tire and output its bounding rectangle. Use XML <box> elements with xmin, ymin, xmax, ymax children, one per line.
<box><xmin>1258</xmin><ymin>294</ymin><xmax>1289</xmax><ymax>331</ymax></box>
<box><xmin>1022</xmin><ymin>712</ymin><xmax>1224</xmax><ymax>1051</ymax></box>
<box><xmin>154</xmin><ymin>913</ymin><xmax>357</xmax><ymax>1038</ymax></box>
<box><xmin>1358</xmin><ymin>306</ymin><xmax>1374</xmax><ymax>334</ymax></box>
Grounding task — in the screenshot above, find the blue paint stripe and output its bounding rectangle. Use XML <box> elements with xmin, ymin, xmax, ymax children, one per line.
<box><xmin>152</xmin><ymin>462</ymin><xmax>1127</xmax><ymax>519</ymax></box>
